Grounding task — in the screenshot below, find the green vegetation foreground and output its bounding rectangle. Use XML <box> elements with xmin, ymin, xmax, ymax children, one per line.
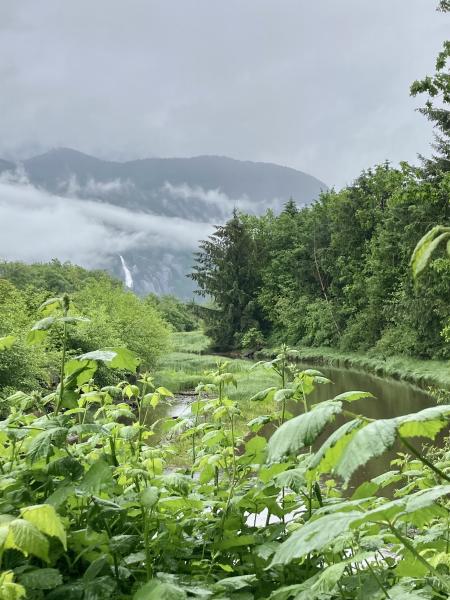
<box><xmin>2</xmin><ymin>282</ymin><xmax>450</xmax><ymax>598</ymax></box>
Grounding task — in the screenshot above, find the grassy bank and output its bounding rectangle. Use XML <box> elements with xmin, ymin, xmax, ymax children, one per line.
<box><xmin>158</xmin><ymin>331</ymin><xmax>450</xmax><ymax>393</ymax></box>
<box><xmin>153</xmin><ymin>332</ymin><xmax>280</xmax><ymax>441</ymax></box>
<box><xmin>259</xmin><ymin>345</ymin><xmax>450</xmax><ymax>390</ymax></box>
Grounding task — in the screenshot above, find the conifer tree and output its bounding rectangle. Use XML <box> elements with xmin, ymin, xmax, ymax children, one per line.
<box><xmin>410</xmin><ymin>5</ymin><xmax>450</xmax><ymax>172</ymax></box>
<box><xmin>189</xmin><ymin>210</ymin><xmax>262</xmax><ymax>349</ymax></box>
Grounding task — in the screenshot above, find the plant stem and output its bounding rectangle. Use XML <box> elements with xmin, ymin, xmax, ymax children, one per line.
<box><xmin>54</xmin><ymin>320</ymin><xmax>67</xmax><ymax>416</ymax></box>
<box><xmin>399</xmin><ymin>435</ymin><xmax>450</xmax><ymax>483</ymax></box>
<box><xmin>364</xmin><ymin>559</ymin><xmax>390</xmax><ymax>599</ymax></box>
<box><xmin>387</xmin><ymin>522</ymin><xmax>450</xmax><ymax>593</ymax></box>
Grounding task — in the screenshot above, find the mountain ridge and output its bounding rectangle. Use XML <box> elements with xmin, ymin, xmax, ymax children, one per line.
<box><xmin>0</xmin><ymin>147</ymin><xmax>327</xmax><ymax>297</ymax></box>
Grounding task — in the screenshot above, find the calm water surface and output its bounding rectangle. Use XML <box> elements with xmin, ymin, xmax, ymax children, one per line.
<box><xmin>291</xmin><ymin>363</ymin><xmax>436</xmax><ymax>490</ymax></box>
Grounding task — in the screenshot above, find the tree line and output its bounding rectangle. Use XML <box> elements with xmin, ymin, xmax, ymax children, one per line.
<box><xmin>190</xmin><ymin>18</ymin><xmax>450</xmax><ymax>358</ymax></box>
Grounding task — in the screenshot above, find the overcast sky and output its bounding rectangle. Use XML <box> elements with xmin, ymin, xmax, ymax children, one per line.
<box><xmin>1</xmin><ymin>1</ymin><xmax>448</xmax><ymax>187</ymax></box>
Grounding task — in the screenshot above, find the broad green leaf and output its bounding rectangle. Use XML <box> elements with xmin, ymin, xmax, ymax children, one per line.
<box><xmin>124</xmin><ymin>384</ymin><xmax>139</xmax><ymax>398</ymax></box>
<box><xmin>64</xmin><ymin>359</ymin><xmax>98</xmax><ymax>387</ymax></box>
<box><xmin>332</xmin><ymin>390</ymin><xmax>375</xmax><ymax>403</ymax></box>
<box><xmin>75</xmin><ymin>350</ymin><xmax>117</xmax><ymax>363</ymax></box>
<box><xmin>134</xmin><ymin>580</ymin><xmax>187</xmax><ymax>600</ymax></box>
<box><xmin>141</xmin><ymin>486</ymin><xmax>159</xmax><ymax>509</ymax></box>
<box><xmin>390</xmin><ymin>484</ymin><xmax>450</xmax><ymax>518</ymax></box>
<box><xmin>119</xmin><ymin>425</ymin><xmax>139</xmax><ymax>440</ymax></box>
<box><xmin>27</xmin><ymin>317</ymin><xmax>56</xmax><ymax>344</ymax></box>
<box><xmin>275</xmin><ymin>467</ymin><xmax>307</xmax><ymax>492</ymax></box>
<box><xmin>44</xmin><ymin>582</ymin><xmax>85</xmax><ymax>599</ymax></box>
<box><xmin>274</xmin><ymin>388</ymin><xmax>295</xmax><ymax>403</ymax></box>
<box><xmin>30</xmin><ymin>316</ymin><xmax>56</xmax><ymax>330</ymax></box>
<box><xmin>5</xmin><ymin>519</ymin><xmax>49</xmax><ymax>562</ymax></box>
<box><xmin>308</xmin><ymin>418</ymin><xmax>364</xmax><ymax>479</ymax></box>
<box><xmin>160</xmin><ymin>472</ymin><xmax>191</xmax><ymax>495</ymax></box>
<box><xmin>0</xmin><ymin>335</ymin><xmax>16</xmax><ymax>351</ymax></box>
<box><xmin>59</xmin><ymin>316</ymin><xmax>90</xmax><ymax>325</ymax></box>
<box><xmin>254</xmin><ymin>542</ymin><xmax>280</xmax><ymax>561</ymax></box>
<box><xmin>386</xmin><ymin>582</ymin><xmax>433</xmax><ymax>599</ymax></box>
<box><xmin>76</xmin><ymin>347</ymin><xmax>139</xmax><ymax>371</ymax></box>
<box><xmin>267</xmin><ymin>401</ymin><xmax>342</xmax><ymax>462</ymax></box>
<box><xmin>250</xmin><ymin>387</ymin><xmax>277</xmax><ymax>402</ymax></box>
<box><xmin>259</xmin><ymin>462</ymin><xmax>289</xmax><ymax>484</ymax></box>
<box><xmin>300</xmin><ymin>563</ymin><xmax>347</xmax><ymax>598</ymax></box>
<box><xmin>219</xmin><ymin>534</ymin><xmax>256</xmax><ymax>550</ymax></box>
<box><xmin>213</xmin><ymin>575</ymin><xmax>257</xmax><ymax>591</ymax></box>
<box><xmin>27</xmin><ymin>427</ymin><xmax>68</xmax><ymax>464</ymax></box>
<box><xmin>18</xmin><ymin>569</ymin><xmax>62</xmax><ymax>590</ymax></box>
<box><xmin>351</xmin><ymin>480</ymin><xmax>379</xmax><ymax>499</ymax></box>
<box><xmin>270</xmin><ymin>511</ymin><xmax>361</xmax><ymax>565</ymax></box>
<box><xmin>156</xmin><ymin>386</ymin><xmax>174</xmax><ymax>397</ymax></box>
<box><xmin>21</xmin><ymin>504</ymin><xmax>67</xmax><ymax>549</ymax></box>
<box><xmin>355</xmin><ymin>485</ymin><xmax>450</xmax><ymax>527</ymax></box>
<box><xmin>397</xmin><ymin>405</ymin><xmax>450</xmax><ymax>439</ymax></box>
<box><xmin>0</xmin><ymin>571</ymin><xmax>26</xmax><ymax>600</ymax></box>
<box><xmin>143</xmin><ymin>392</ymin><xmax>161</xmax><ymax>408</ymax></box>
<box><xmin>83</xmin><ymin>555</ymin><xmax>110</xmax><ymax>581</ymax></box>
<box><xmin>301</xmin><ymin>369</ymin><xmax>325</xmax><ymax>377</ymax></box>
<box><xmin>39</xmin><ymin>297</ymin><xmax>63</xmax><ymax>315</ymax></box>
<box><xmin>335</xmin><ymin>419</ymin><xmax>398</xmax><ymax>483</ymax></box>
<box><xmin>109</xmin><ymin>534</ymin><xmax>139</xmax><ymax>555</ymax></box>
<box><xmin>238</xmin><ymin>435</ymin><xmax>267</xmax><ymax>465</ymax></box>
<box><xmin>45</xmin><ymin>483</ymin><xmax>75</xmax><ymax>508</ymax></box>
<box><xmin>411</xmin><ymin>225</ymin><xmax>450</xmax><ymax>278</ymax></box>
<box><xmin>108</xmin><ymin>347</ymin><xmax>139</xmax><ymax>371</ymax></box>
<box><xmin>78</xmin><ymin>458</ymin><xmax>114</xmax><ymax>494</ymax></box>
<box><xmin>247</xmin><ymin>414</ymin><xmax>272</xmax><ymax>432</ymax></box>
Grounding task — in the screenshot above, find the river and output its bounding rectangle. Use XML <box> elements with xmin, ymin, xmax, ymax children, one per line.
<box><xmin>150</xmin><ymin>361</ymin><xmax>439</xmax><ymax>492</ymax></box>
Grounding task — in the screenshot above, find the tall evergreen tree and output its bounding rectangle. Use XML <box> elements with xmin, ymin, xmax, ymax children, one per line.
<box><xmin>410</xmin><ymin>5</ymin><xmax>450</xmax><ymax>173</ymax></box>
<box><xmin>189</xmin><ymin>210</ymin><xmax>262</xmax><ymax>349</ymax></box>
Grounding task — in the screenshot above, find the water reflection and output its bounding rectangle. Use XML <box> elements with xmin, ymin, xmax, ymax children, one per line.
<box><xmin>292</xmin><ymin>363</ymin><xmax>436</xmax><ymax>490</ymax></box>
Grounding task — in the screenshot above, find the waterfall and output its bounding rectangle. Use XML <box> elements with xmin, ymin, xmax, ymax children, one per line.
<box><xmin>119</xmin><ymin>255</ymin><xmax>134</xmax><ymax>288</ymax></box>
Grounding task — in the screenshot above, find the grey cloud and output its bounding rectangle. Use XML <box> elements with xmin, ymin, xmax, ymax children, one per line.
<box><xmin>0</xmin><ymin>1</ymin><xmax>448</xmax><ymax>186</ymax></box>
<box><xmin>162</xmin><ymin>182</ymin><xmax>282</xmax><ymax>219</ymax></box>
<box><xmin>60</xmin><ymin>175</ymin><xmax>136</xmax><ymax>198</ymax></box>
<box><xmin>0</xmin><ymin>175</ymin><xmax>214</xmax><ymax>268</ymax></box>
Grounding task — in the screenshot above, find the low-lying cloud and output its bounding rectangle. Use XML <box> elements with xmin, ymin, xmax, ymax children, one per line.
<box><xmin>61</xmin><ymin>175</ymin><xmax>136</xmax><ymax>199</ymax></box>
<box><xmin>0</xmin><ymin>174</ymin><xmax>214</xmax><ymax>270</ymax></box>
<box><xmin>162</xmin><ymin>182</ymin><xmax>283</xmax><ymax>220</ymax></box>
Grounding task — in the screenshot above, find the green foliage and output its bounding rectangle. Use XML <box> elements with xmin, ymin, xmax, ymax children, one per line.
<box><xmin>0</xmin><ymin>311</ymin><xmax>450</xmax><ymax>599</ymax></box>
<box><xmin>0</xmin><ymin>261</ymin><xmax>170</xmax><ymax>396</ymax></box>
<box><xmin>189</xmin><ymin>210</ymin><xmax>268</xmax><ymax>350</ymax></box>
<box><xmin>411</xmin><ymin>225</ymin><xmax>450</xmax><ymax>277</ymax></box>
<box><xmin>240</xmin><ymin>327</ymin><xmax>265</xmax><ymax>351</ymax></box>
<box><xmin>411</xmin><ymin>36</ymin><xmax>450</xmax><ymax>172</ymax></box>
<box><xmin>191</xmin><ymin>166</ymin><xmax>450</xmax><ymax>359</ymax></box>
<box><xmin>144</xmin><ymin>295</ymin><xmax>199</xmax><ymax>332</ymax></box>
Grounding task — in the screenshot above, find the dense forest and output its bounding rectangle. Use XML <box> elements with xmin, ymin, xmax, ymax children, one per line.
<box><xmin>191</xmin><ymin>166</ymin><xmax>450</xmax><ymax>356</ymax></box>
<box><xmin>191</xmin><ymin>22</ymin><xmax>450</xmax><ymax>358</ymax></box>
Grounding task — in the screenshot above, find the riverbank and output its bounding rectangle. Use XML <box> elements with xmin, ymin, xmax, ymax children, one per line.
<box><xmin>258</xmin><ymin>346</ymin><xmax>450</xmax><ymax>391</ymax></box>
<box><xmin>163</xmin><ymin>331</ymin><xmax>450</xmax><ymax>392</ymax></box>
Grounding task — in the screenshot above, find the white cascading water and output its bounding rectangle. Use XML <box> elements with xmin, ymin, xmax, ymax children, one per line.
<box><xmin>119</xmin><ymin>255</ymin><xmax>134</xmax><ymax>288</ymax></box>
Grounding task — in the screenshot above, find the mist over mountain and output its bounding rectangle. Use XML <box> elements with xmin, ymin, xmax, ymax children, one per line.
<box><xmin>0</xmin><ymin>148</ymin><xmax>326</xmax><ymax>297</ymax></box>
<box><xmin>0</xmin><ymin>159</ymin><xmax>15</xmax><ymax>173</ymax></box>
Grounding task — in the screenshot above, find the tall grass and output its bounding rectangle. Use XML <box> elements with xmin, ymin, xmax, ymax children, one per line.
<box><xmin>170</xmin><ymin>330</ymin><xmax>210</xmax><ymax>353</ymax></box>
<box><xmin>259</xmin><ymin>346</ymin><xmax>450</xmax><ymax>390</ymax></box>
<box><xmin>154</xmin><ymin>333</ymin><xmax>280</xmax><ymax>432</ymax></box>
